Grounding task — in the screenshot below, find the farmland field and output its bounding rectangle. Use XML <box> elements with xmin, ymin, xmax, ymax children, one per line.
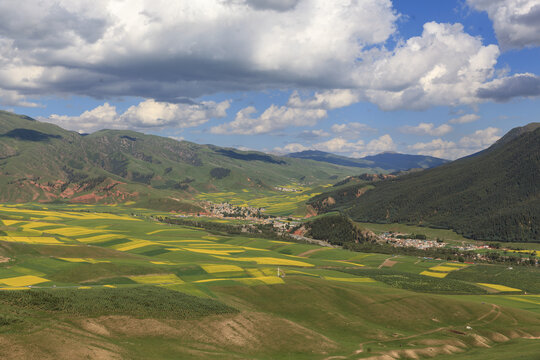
<box><xmin>196</xmin><ymin>183</ymin><xmax>331</xmax><ymax>216</ymax></box>
<box><xmin>0</xmin><ymin>203</ymin><xmax>539</xmax><ymax>359</ymax></box>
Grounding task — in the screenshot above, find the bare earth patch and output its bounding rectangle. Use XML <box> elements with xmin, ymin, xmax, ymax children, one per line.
<box><xmin>378</xmin><ymin>258</ymin><xmax>397</xmax><ymax>269</ymax></box>
<box><xmin>298</xmin><ymin>247</ymin><xmax>329</xmax><ymax>257</ymax></box>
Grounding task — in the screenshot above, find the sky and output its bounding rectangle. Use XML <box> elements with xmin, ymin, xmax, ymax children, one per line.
<box><xmin>1</xmin><ymin>0</ymin><xmax>540</xmax><ymax>160</ymax></box>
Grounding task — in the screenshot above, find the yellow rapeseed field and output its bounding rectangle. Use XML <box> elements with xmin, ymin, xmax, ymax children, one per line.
<box><xmin>429</xmin><ymin>265</ymin><xmax>461</xmax><ymax>272</ymax></box>
<box><xmin>20</xmin><ymin>221</ymin><xmax>58</xmax><ymax>229</ymax></box>
<box><xmin>184</xmin><ymin>248</ymin><xmax>245</xmax><ymax>255</ymax></box>
<box><xmin>0</xmin><ymin>236</ymin><xmax>62</xmax><ymax>245</ymax></box>
<box><xmin>202</xmin><ymin>264</ymin><xmax>244</xmax><ymax>273</ymax></box>
<box><xmin>213</xmin><ymin>256</ymin><xmax>314</xmax><ymax>267</ymax></box>
<box><xmin>1</xmin><ymin>220</ymin><xmax>21</xmax><ymax>226</ymax></box>
<box><xmin>0</xmin><ymin>275</ymin><xmax>49</xmax><ymax>286</ymax></box>
<box><xmin>246</xmin><ymin>268</ymin><xmax>265</xmax><ymax>277</ymax></box>
<box><xmin>477</xmin><ymin>283</ymin><xmax>521</xmax><ymax>292</ymax></box>
<box><xmin>239</xmin><ymin>276</ymin><xmax>285</xmax><ymax>285</ymax></box>
<box><xmin>420</xmin><ymin>270</ymin><xmax>448</xmax><ymax>278</ymax></box>
<box><xmin>443</xmin><ymin>262</ymin><xmax>468</xmax><ymax>267</ymax></box>
<box><xmin>115</xmin><ymin>239</ymin><xmax>154</xmax><ymax>251</ymax></box>
<box><xmin>130</xmin><ymin>274</ymin><xmax>184</xmax><ymax>284</ymax></box>
<box><xmin>47</xmin><ymin>227</ymin><xmax>103</xmax><ymax>237</ymax></box>
<box><xmin>77</xmin><ymin>233</ymin><xmax>125</xmax><ymax>243</ymax></box>
<box><xmin>194</xmin><ymin>278</ymin><xmax>229</xmax><ymax>283</ymax></box>
<box><xmin>57</xmin><ymin>258</ymin><xmax>110</xmax><ymax>264</ymax></box>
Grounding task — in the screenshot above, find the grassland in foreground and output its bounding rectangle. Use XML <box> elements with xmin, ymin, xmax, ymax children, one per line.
<box><xmin>0</xmin><ymin>203</ymin><xmax>538</xmax><ymax>359</ymax></box>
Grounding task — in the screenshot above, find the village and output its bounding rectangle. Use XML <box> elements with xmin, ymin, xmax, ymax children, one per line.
<box><xmin>174</xmin><ymin>201</ymin><xmax>538</xmax><ymax>266</ymax></box>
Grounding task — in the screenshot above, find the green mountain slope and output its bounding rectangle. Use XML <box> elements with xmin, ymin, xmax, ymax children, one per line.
<box><xmin>0</xmin><ymin>111</ymin><xmax>360</xmax><ymax>206</ymax></box>
<box><xmin>287</xmin><ymin>150</ymin><xmax>448</xmax><ymax>171</ymax></box>
<box><xmin>309</xmin><ymin>125</ymin><xmax>540</xmax><ymax>242</ymax></box>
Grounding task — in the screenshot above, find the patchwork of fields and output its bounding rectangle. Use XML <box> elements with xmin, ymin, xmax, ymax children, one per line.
<box><xmin>0</xmin><ymin>203</ymin><xmax>539</xmax><ymax>359</ymax></box>
<box><xmin>196</xmin><ymin>183</ymin><xmax>332</xmax><ymax>216</ymax></box>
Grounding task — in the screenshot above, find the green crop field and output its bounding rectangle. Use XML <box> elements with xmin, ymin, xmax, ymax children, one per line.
<box><xmin>0</xmin><ymin>203</ymin><xmax>538</xmax><ymax>359</ymax></box>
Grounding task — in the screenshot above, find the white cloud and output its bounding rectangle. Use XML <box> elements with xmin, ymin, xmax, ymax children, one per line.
<box><xmin>409</xmin><ymin>127</ymin><xmax>501</xmax><ymax>159</ymax></box>
<box><xmin>401</xmin><ymin>122</ymin><xmax>453</xmax><ymax>136</ymax></box>
<box><xmin>467</xmin><ymin>0</ymin><xmax>540</xmax><ymax>49</ymax></box>
<box><xmin>314</xmin><ymin>137</ymin><xmax>365</xmax><ymax>153</ymax></box>
<box><xmin>210</xmin><ymin>105</ymin><xmax>327</xmax><ymax>135</ymax></box>
<box><xmin>288</xmin><ymin>89</ymin><xmax>361</xmax><ymax>110</ymax></box>
<box><xmin>0</xmin><ymin>89</ymin><xmax>41</xmax><ymax>108</ymax></box>
<box><xmin>120</xmin><ymin>99</ymin><xmax>229</xmax><ymax>128</ymax></box>
<box><xmin>274</xmin><ymin>134</ymin><xmax>395</xmax><ymax>157</ymax></box>
<box><xmin>359</xmin><ymin>22</ymin><xmax>500</xmax><ymax>110</ymax></box>
<box><xmin>477</xmin><ymin>73</ymin><xmax>540</xmax><ymax>101</ymax></box>
<box><xmin>458</xmin><ymin>127</ymin><xmax>501</xmax><ymax>148</ymax></box>
<box><xmin>409</xmin><ymin>139</ymin><xmax>464</xmax><ymax>159</ymax></box>
<box><xmin>45</xmin><ymin>99</ymin><xmax>229</xmax><ymax>133</ymax></box>
<box><xmin>274</xmin><ymin>143</ymin><xmax>310</xmax><ymax>154</ymax></box>
<box><xmin>351</xmin><ymin>134</ymin><xmax>397</xmax><ymax>157</ymax></box>
<box><xmin>331</xmin><ymin>122</ymin><xmax>376</xmax><ymax>139</ymax></box>
<box><xmin>449</xmin><ymin>113</ymin><xmax>480</xmax><ymax>124</ymax></box>
<box><xmin>0</xmin><ymin>0</ymin><xmax>398</xmax><ymax>101</ymax></box>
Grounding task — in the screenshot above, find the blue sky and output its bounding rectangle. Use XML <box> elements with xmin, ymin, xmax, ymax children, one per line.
<box><xmin>1</xmin><ymin>0</ymin><xmax>539</xmax><ymax>159</ymax></box>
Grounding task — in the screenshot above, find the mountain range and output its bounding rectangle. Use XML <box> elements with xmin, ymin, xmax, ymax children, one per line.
<box><xmin>0</xmin><ymin>111</ymin><xmax>365</xmax><ymax>207</ymax></box>
<box><xmin>287</xmin><ymin>150</ymin><xmax>447</xmax><ymax>171</ymax></box>
<box><xmin>309</xmin><ymin>123</ymin><xmax>540</xmax><ymax>242</ymax></box>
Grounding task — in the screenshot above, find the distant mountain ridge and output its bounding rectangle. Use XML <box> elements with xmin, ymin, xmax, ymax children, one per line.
<box><xmin>287</xmin><ymin>150</ymin><xmax>448</xmax><ymax>171</ymax></box>
<box><xmin>309</xmin><ymin>123</ymin><xmax>540</xmax><ymax>243</ymax></box>
<box><xmin>0</xmin><ymin>111</ymin><xmax>362</xmax><ymax>206</ymax></box>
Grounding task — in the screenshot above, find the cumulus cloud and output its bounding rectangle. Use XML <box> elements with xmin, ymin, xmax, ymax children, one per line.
<box><xmin>449</xmin><ymin>113</ymin><xmax>480</xmax><ymax>124</ymax></box>
<box><xmin>359</xmin><ymin>22</ymin><xmax>500</xmax><ymax>110</ymax></box>
<box><xmin>45</xmin><ymin>99</ymin><xmax>229</xmax><ymax>133</ymax></box>
<box><xmin>0</xmin><ymin>0</ymin><xmax>398</xmax><ymax>102</ymax></box>
<box><xmin>275</xmin><ymin>134</ymin><xmax>395</xmax><ymax>157</ymax></box>
<box><xmin>467</xmin><ymin>0</ymin><xmax>540</xmax><ymax>49</ymax></box>
<box><xmin>288</xmin><ymin>89</ymin><xmax>361</xmax><ymax>110</ymax></box>
<box><xmin>274</xmin><ymin>143</ymin><xmax>311</xmax><ymax>154</ymax></box>
<box><xmin>477</xmin><ymin>73</ymin><xmax>540</xmax><ymax>102</ymax></box>
<box><xmin>0</xmin><ymin>89</ymin><xmax>41</xmax><ymax>108</ymax></box>
<box><xmin>351</xmin><ymin>134</ymin><xmax>397</xmax><ymax>157</ymax></box>
<box><xmin>401</xmin><ymin>122</ymin><xmax>453</xmax><ymax>136</ymax></box>
<box><xmin>459</xmin><ymin>127</ymin><xmax>501</xmax><ymax>149</ymax></box>
<box><xmin>409</xmin><ymin>127</ymin><xmax>501</xmax><ymax>159</ymax></box>
<box><xmin>210</xmin><ymin>105</ymin><xmax>326</xmax><ymax>135</ymax></box>
<box><xmin>0</xmin><ymin>1</ymin><xmax>510</xmax><ymax>113</ymax></box>
<box><xmin>314</xmin><ymin>137</ymin><xmax>365</xmax><ymax>153</ymax></box>
<box><xmin>409</xmin><ymin>139</ymin><xmax>464</xmax><ymax>159</ymax></box>
<box><xmin>330</xmin><ymin>122</ymin><xmax>377</xmax><ymax>139</ymax></box>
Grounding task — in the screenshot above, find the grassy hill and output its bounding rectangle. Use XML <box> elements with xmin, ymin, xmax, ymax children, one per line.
<box><xmin>287</xmin><ymin>150</ymin><xmax>448</xmax><ymax>171</ymax></box>
<box><xmin>308</xmin><ymin>124</ymin><xmax>540</xmax><ymax>242</ymax></box>
<box><xmin>0</xmin><ymin>111</ymin><xmax>360</xmax><ymax>208</ymax></box>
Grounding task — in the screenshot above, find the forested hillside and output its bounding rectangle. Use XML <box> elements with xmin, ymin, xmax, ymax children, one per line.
<box><xmin>309</xmin><ymin>125</ymin><xmax>540</xmax><ymax>243</ymax></box>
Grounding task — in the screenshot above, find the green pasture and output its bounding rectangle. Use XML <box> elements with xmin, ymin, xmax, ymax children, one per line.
<box><xmin>0</xmin><ymin>203</ymin><xmax>539</xmax><ymax>359</ymax></box>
